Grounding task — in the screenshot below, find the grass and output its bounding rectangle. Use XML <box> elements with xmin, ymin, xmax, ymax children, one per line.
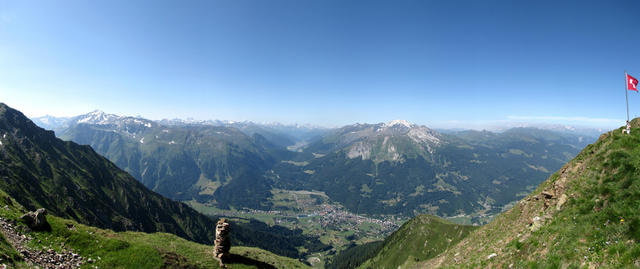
<box><xmin>0</xmin><ymin>230</ymin><xmax>23</xmax><ymax>266</ymax></box>
<box><xmin>0</xmin><ymin>190</ymin><xmax>25</xmax><ymax>267</ymax></box>
<box><xmin>358</xmin><ymin>215</ymin><xmax>477</xmax><ymax>269</ymax></box>
<box><xmin>0</xmin><ymin>190</ymin><xmax>308</xmax><ymax>269</ymax></box>
<box><xmin>414</xmin><ymin>122</ymin><xmax>640</xmax><ymax>268</ymax></box>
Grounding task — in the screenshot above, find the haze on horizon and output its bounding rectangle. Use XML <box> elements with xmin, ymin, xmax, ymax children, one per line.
<box><xmin>1</xmin><ymin>0</ymin><xmax>639</xmax><ymax>129</ymax></box>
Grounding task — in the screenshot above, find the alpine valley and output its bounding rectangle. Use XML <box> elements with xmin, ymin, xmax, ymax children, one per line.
<box><xmin>0</xmin><ymin>103</ymin><xmax>324</xmax><ymax>268</ymax></box>
<box><xmin>25</xmin><ymin>109</ymin><xmax>599</xmax><ymax>266</ymax></box>
<box><xmin>38</xmin><ymin>112</ymin><xmax>596</xmax><ymax>221</ymax></box>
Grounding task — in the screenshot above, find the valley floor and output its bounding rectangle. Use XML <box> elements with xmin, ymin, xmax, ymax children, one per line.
<box><xmin>187</xmin><ymin>189</ymin><xmax>515</xmax><ymax>267</ymax></box>
<box><xmin>188</xmin><ymin>189</ymin><xmax>405</xmax><ymax>267</ymax></box>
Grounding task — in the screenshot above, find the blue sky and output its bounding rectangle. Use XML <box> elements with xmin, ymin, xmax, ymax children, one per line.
<box><xmin>1</xmin><ymin>0</ymin><xmax>639</xmax><ymax>128</ymax></box>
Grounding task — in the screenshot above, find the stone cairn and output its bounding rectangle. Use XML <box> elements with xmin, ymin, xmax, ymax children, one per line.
<box><xmin>213</xmin><ymin>218</ymin><xmax>231</xmax><ymax>267</ymax></box>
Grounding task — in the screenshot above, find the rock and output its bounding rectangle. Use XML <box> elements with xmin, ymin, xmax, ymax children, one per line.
<box><xmin>20</xmin><ymin>208</ymin><xmax>50</xmax><ymax>231</ymax></box>
<box><xmin>0</xmin><ymin>216</ymin><xmax>85</xmax><ymax>269</ymax></box>
<box><xmin>213</xmin><ymin>219</ymin><xmax>231</xmax><ymax>267</ymax></box>
<box><xmin>556</xmin><ymin>194</ymin><xmax>568</xmax><ymax>210</ymax></box>
<box><xmin>541</xmin><ymin>191</ymin><xmax>554</xmax><ymax>199</ymax></box>
<box><xmin>530</xmin><ymin>216</ymin><xmax>543</xmax><ymax>232</ymax></box>
<box><xmin>487</xmin><ymin>253</ymin><xmax>497</xmax><ymax>259</ymax></box>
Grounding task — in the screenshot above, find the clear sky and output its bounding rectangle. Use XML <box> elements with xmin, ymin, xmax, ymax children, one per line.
<box><xmin>1</xmin><ymin>0</ymin><xmax>639</xmax><ymax>129</ymax></box>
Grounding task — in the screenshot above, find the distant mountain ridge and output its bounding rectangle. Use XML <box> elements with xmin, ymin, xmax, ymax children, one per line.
<box><xmin>303</xmin><ymin>120</ymin><xmax>442</xmax><ymax>162</ymax></box>
<box><xmin>58</xmin><ymin>113</ymin><xmax>281</xmax><ymax>209</ymax></box>
<box><xmin>30</xmin><ymin>115</ymin><xmax>71</xmax><ymax>133</ymax></box>
<box><xmin>32</xmin><ymin>112</ymin><xmax>329</xmax><ymax>147</ymax></box>
<box><xmin>272</xmin><ymin>120</ymin><xmax>596</xmax><ymax>219</ymax></box>
<box><xmin>33</xmin><ymin>111</ymin><xmax>597</xmax><ymax>222</ymax></box>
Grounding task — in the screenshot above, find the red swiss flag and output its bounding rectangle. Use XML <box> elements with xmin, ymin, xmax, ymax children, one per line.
<box><xmin>628</xmin><ymin>74</ymin><xmax>639</xmax><ymax>92</ymax></box>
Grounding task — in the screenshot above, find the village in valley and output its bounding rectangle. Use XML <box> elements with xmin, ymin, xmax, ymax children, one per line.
<box><xmin>189</xmin><ymin>189</ymin><xmax>401</xmax><ymax>252</ymax></box>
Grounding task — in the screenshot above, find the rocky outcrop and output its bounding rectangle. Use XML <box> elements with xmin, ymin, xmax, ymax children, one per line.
<box><xmin>213</xmin><ymin>219</ymin><xmax>231</xmax><ymax>267</ymax></box>
<box><xmin>1</xmin><ymin>216</ymin><xmax>85</xmax><ymax>268</ymax></box>
<box><xmin>20</xmin><ymin>208</ymin><xmax>50</xmax><ymax>231</ymax></box>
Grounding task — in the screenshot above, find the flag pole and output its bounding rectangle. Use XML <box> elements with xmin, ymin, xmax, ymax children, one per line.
<box><xmin>626</xmin><ymin>70</ymin><xmax>630</xmax><ymax>123</ymax></box>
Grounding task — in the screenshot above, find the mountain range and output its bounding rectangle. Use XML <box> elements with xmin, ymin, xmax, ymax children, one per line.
<box><xmin>340</xmin><ymin>119</ymin><xmax>640</xmax><ymax>268</ymax></box>
<box><xmin>0</xmin><ymin>103</ymin><xmax>326</xmax><ymax>261</ymax></box>
<box><xmin>273</xmin><ymin>120</ymin><xmax>594</xmax><ymax>219</ymax></box>
<box><xmin>32</xmin><ymin>111</ymin><xmax>597</xmax><ymax>222</ymax></box>
<box><xmin>14</xmin><ymin>104</ymin><xmax>640</xmax><ymax>267</ymax></box>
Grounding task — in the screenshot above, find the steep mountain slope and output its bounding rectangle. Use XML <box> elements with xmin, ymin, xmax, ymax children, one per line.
<box><xmin>326</xmin><ymin>241</ymin><xmax>384</xmax><ymax>269</ymax></box>
<box><xmin>58</xmin><ymin>110</ymin><xmax>283</xmax><ymax>209</ymax></box>
<box><xmin>274</xmin><ymin>121</ymin><xmax>593</xmax><ymax>219</ymax></box>
<box><xmin>358</xmin><ymin>215</ymin><xmax>477</xmax><ymax>269</ymax></box>
<box><xmin>0</xmin><ymin>103</ymin><xmax>219</xmax><ymax>241</ymax></box>
<box><xmin>0</xmin><ymin>103</ymin><xmax>327</xmax><ymax>259</ymax></box>
<box><xmin>413</xmin><ymin>121</ymin><xmax>640</xmax><ymax>268</ymax></box>
<box><xmin>0</xmin><ymin>188</ymin><xmax>308</xmax><ymax>269</ymax></box>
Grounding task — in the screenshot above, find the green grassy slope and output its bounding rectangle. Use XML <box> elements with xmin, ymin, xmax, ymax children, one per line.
<box><xmin>417</xmin><ymin>121</ymin><xmax>640</xmax><ymax>268</ymax></box>
<box><xmin>0</xmin><ymin>232</ymin><xmax>22</xmax><ymax>266</ymax></box>
<box><xmin>358</xmin><ymin>215</ymin><xmax>477</xmax><ymax>269</ymax></box>
<box><xmin>326</xmin><ymin>241</ymin><xmax>384</xmax><ymax>269</ymax></box>
<box><xmin>0</xmin><ymin>189</ymin><xmax>308</xmax><ymax>269</ymax></box>
<box><xmin>0</xmin><ymin>103</ymin><xmax>326</xmax><ymax>259</ymax></box>
<box><xmin>0</xmin><ymin>103</ymin><xmax>221</xmax><ymax>244</ymax></box>
<box><xmin>0</xmin><ymin>189</ymin><xmax>24</xmax><ymax>267</ymax></box>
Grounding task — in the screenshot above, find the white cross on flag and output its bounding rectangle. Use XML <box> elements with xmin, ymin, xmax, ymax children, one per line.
<box><xmin>628</xmin><ymin>73</ymin><xmax>639</xmax><ymax>92</ymax></box>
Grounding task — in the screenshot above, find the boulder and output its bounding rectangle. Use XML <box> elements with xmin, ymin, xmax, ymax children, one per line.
<box><xmin>530</xmin><ymin>216</ymin><xmax>543</xmax><ymax>232</ymax></box>
<box><xmin>556</xmin><ymin>194</ymin><xmax>568</xmax><ymax>210</ymax></box>
<box><xmin>20</xmin><ymin>208</ymin><xmax>50</xmax><ymax>231</ymax></box>
<box><xmin>541</xmin><ymin>191</ymin><xmax>554</xmax><ymax>199</ymax></box>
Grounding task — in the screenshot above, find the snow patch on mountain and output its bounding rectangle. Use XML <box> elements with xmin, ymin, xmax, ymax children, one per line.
<box><xmin>77</xmin><ymin>110</ymin><xmax>120</xmax><ymax>124</ymax></box>
<box><xmin>70</xmin><ymin>111</ymin><xmax>157</xmax><ymax>134</ymax></box>
<box><xmin>384</xmin><ymin>119</ymin><xmax>413</xmax><ymax>129</ymax></box>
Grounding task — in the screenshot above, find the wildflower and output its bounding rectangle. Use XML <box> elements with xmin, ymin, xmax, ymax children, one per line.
<box><xmin>620</xmin><ymin>218</ymin><xmax>625</xmax><ymax>223</ymax></box>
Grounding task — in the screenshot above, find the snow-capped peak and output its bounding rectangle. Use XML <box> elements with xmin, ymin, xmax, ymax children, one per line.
<box><xmin>76</xmin><ymin>110</ymin><xmax>120</xmax><ymax>124</ymax></box>
<box><xmin>383</xmin><ymin>120</ymin><xmax>413</xmax><ymax>129</ymax></box>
